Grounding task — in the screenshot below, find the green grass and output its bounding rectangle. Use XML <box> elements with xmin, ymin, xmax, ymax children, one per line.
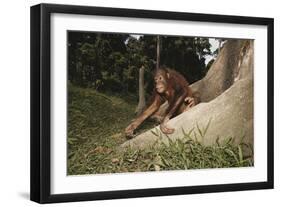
<box><xmin>67</xmin><ymin>84</ymin><xmax>253</xmax><ymax>175</ymax></box>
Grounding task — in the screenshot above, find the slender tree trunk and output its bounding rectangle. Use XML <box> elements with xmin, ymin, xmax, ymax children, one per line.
<box><xmin>218</xmin><ymin>39</ymin><xmax>222</xmax><ymax>54</ymax></box>
<box><xmin>156</xmin><ymin>35</ymin><xmax>160</xmax><ymax>69</ymax></box>
<box><xmin>135</xmin><ymin>66</ymin><xmax>146</xmax><ymax>115</ymax></box>
<box><xmin>75</xmin><ymin>61</ymin><xmax>79</xmax><ymax>84</ymax></box>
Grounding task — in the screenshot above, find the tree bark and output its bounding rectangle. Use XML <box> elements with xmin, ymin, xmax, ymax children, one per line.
<box><xmin>156</xmin><ymin>35</ymin><xmax>160</xmax><ymax>69</ymax></box>
<box><xmin>135</xmin><ymin>66</ymin><xmax>146</xmax><ymax>115</ymax></box>
<box><xmin>218</xmin><ymin>39</ymin><xmax>222</xmax><ymax>53</ymax></box>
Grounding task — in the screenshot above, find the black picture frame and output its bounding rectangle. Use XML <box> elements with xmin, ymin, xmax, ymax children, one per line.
<box><xmin>30</xmin><ymin>3</ymin><xmax>274</xmax><ymax>204</ymax></box>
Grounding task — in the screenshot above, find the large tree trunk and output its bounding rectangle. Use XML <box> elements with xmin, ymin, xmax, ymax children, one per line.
<box><xmin>191</xmin><ymin>40</ymin><xmax>252</xmax><ymax>102</ymax></box>
<box><xmin>135</xmin><ymin>66</ymin><xmax>146</xmax><ymax>115</ymax></box>
<box><xmin>122</xmin><ymin>40</ymin><xmax>254</xmax><ymax>155</ymax></box>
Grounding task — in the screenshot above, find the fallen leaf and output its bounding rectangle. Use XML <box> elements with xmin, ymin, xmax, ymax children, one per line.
<box><xmin>111</xmin><ymin>158</ymin><xmax>119</xmax><ymax>163</ymax></box>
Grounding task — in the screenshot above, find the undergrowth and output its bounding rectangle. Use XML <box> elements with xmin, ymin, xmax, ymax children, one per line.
<box><xmin>67</xmin><ymin>84</ymin><xmax>253</xmax><ymax>175</ymax></box>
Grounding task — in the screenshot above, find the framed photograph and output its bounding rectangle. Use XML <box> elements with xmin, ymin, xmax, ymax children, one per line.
<box><xmin>30</xmin><ymin>3</ymin><xmax>274</xmax><ymax>203</ymax></box>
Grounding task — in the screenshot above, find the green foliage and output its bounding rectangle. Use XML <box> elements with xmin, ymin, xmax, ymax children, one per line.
<box><xmin>68</xmin><ymin>32</ymin><xmax>129</xmax><ymax>90</ymax></box>
<box><xmin>67</xmin><ymin>85</ymin><xmax>253</xmax><ymax>175</ymax></box>
<box><xmin>68</xmin><ymin>32</ymin><xmax>218</xmax><ymax>94</ymax></box>
<box><xmin>161</xmin><ymin>36</ymin><xmax>212</xmax><ymax>82</ymax></box>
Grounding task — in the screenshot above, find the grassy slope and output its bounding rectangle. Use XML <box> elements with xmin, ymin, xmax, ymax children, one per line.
<box><xmin>67</xmin><ymin>84</ymin><xmax>253</xmax><ymax>175</ymax></box>
<box><xmin>67</xmin><ymin>84</ymin><xmax>155</xmax><ymax>174</ymax></box>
